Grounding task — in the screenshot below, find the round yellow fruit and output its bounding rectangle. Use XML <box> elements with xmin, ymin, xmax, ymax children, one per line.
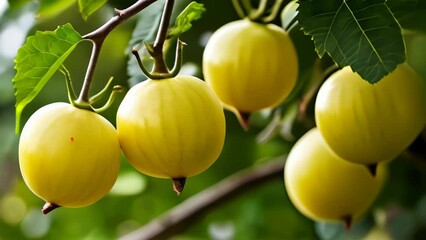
<box><xmin>19</xmin><ymin>103</ymin><xmax>121</xmax><ymax>209</ymax></box>
<box><xmin>284</xmin><ymin>128</ymin><xmax>386</xmax><ymax>224</ymax></box>
<box><xmin>315</xmin><ymin>64</ymin><xmax>426</xmax><ymax>165</ymax></box>
<box><xmin>116</xmin><ymin>75</ymin><xmax>226</xmax><ymax>179</ymax></box>
<box><xmin>203</xmin><ymin>18</ymin><xmax>298</xmax><ymax>114</ymax></box>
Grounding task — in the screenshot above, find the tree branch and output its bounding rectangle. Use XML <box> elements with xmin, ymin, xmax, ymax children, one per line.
<box><xmin>119</xmin><ymin>156</ymin><xmax>286</xmax><ymax>240</ymax></box>
<box><xmin>77</xmin><ymin>0</ymin><xmax>158</xmax><ymax>102</ymax></box>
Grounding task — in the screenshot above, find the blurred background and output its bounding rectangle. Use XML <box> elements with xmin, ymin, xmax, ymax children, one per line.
<box><xmin>1</xmin><ymin>0</ymin><xmax>426</xmax><ymax>239</ymax></box>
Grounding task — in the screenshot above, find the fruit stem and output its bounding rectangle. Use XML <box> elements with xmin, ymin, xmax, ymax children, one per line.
<box><xmin>93</xmin><ymin>85</ymin><xmax>124</xmax><ymax>113</ymax></box>
<box><xmin>248</xmin><ymin>0</ymin><xmax>268</xmax><ymax>21</ymax></box>
<box><xmin>172</xmin><ymin>178</ymin><xmax>187</xmax><ymax>196</ymax></box>
<box><xmin>79</xmin><ymin>0</ymin><xmax>158</xmax><ymax>104</ymax></box>
<box><xmin>89</xmin><ymin>76</ymin><xmax>115</xmax><ymax>103</ymax></box>
<box><xmin>42</xmin><ymin>202</ymin><xmax>60</xmax><ymax>215</ymax></box>
<box><xmin>231</xmin><ymin>0</ymin><xmax>248</xmax><ymax>19</ymax></box>
<box><xmin>132</xmin><ymin>39</ymin><xmax>184</xmax><ymax>80</ymax></box>
<box><xmin>235</xmin><ymin>111</ymin><xmax>251</xmax><ymax>131</ymax></box>
<box><xmin>260</xmin><ymin>0</ymin><xmax>284</xmax><ymax>23</ymax></box>
<box><xmin>60</xmin><ymin>65</ymin><xmax>77</xmax><ymax>103</ymax></box>
<box><xmin>366</xmin><ymin>164</ymin><xmax>378</xmax><ymax>177</ymax></box>
<box><xmin>151</xmin><ymin>0</ymin><xmax>174</xmax><ymax>75</ymax></box>
<box><xmin>78</xmin><ymin>39</ymin><xmax>104</xmax><ymax>103</ymax></box>
<box><xmin>341</xmin><ymin>215</ymin><xmax>353</xmax><ymax>230</ymax></box>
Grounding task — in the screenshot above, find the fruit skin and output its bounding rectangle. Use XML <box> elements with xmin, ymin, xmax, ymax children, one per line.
<box><xmin>19</xmin><ymin>103</ymin><xmax>121</xmax><ymax>208</ymax></box>
<box><xmin>284</xmin><ymin>128</ymin><xmax>386</xmax><ymax>223</ymax></box>
<box><xmin>203</xmin><ymin>18</ymin><xmax>298</xmax><ymax>114</ymax></box>
<box><xmin>116</xmin><ymin>75</ymin><xmax>226</xmax><ymax>179</ymax></box>
<box><xmin>315</xmin><ymin>64</ymin><xmax>426</xmax><ymax>165</ymax></box>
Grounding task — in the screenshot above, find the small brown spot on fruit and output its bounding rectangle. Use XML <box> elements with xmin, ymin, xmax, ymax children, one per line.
<box><xmin>70</xmin><ymin>137</ymin><xmax>74</xmax><ymax>142</ymax></box>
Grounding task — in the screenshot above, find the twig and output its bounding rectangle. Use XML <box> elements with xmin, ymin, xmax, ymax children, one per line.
<box><xmin>77</xmin><ymin>0</ymin><xmax>158</xmax><ymax>102</ymax></box>
<box><xmin>119</xmin><ymin>156</ymin><xmax>286</xmax><ymax>240</ymax></box>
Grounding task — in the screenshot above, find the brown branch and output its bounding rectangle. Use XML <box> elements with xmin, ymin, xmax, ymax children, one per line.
<box><xmin>77</xmin><ymin>0</ymin><xmax>158</xmax><ymax>102</ymax></box>
<box><xmin>119</xmin><ymin>156</ymin><xmax>286</xmax><ymax>240</ymax></box>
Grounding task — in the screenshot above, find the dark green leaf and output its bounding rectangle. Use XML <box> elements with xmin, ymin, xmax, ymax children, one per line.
<box><xmin>297</xmin><ymin>0</ymin><xmax>405</xmax><ymax>83</ymax></box>
<box><xmin>78</xmin><ymin>0</ymin><xmax>107</xmax><ymax>20</ymax></box>
<box><xmin>12</xmin><ymin>23</ymin><xmax>82</xmax><ymax>132</ymax></box>
<box><xmin>38</xmin><ymin>0</ymin><xmax>76</xmax><ymax>19</ymax></box>
<box><xmin>167</xmin><ymin>1</ymin><xmax>206</xmax><ymax>38</ymax></box>
<box><xmin>387</xmin><ymin>0</ymin><xmax>426</xmax><ymax>33</ymax></box>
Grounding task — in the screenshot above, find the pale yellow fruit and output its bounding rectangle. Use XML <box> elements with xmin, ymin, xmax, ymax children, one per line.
<box><xmin>203</xmin><ymin>18</ymin><xmax>298</xmax><ymax>114</ymax></box>
<box><xmin>19</xmin><ymin>103</ymin><xmax>121</xmax><ymax>209</ymax></box>
<box><xmin>315</xmin><ymin>64</ymin><xmax>426</xmax><ymax>165</ymax></box>
<box><xmin>284</xmin><ymin>128</ymin><xmax>386</xmax><ymax>225</ymax></box>
<box><xmin>116</xmin><ymin>75</ymin><xmax>226</xmax><ymax>179</ymax></box>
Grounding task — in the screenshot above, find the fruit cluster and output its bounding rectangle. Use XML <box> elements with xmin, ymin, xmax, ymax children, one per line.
<box><xmin>18</xmin><ymin>74</ymin><xmax>226</xmax><ymax>214</ymax></box>
<box><xmin>286</xmin><ymin>64</ymin><xmax>425</xmax><ymax>227</ymax></box>
<box><xmin>17</xmin><ymin>2</ymin><xmax>425</xmax><ymax>229</ymax></box>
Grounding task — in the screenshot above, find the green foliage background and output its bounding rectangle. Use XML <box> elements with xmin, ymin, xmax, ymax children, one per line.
<box><xmin>0</xmin><ymin>0</ymin><xmax>425</xmax><ymax>239</ymax></box>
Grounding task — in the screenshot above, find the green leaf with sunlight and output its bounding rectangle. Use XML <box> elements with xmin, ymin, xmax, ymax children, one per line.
<box><xmin>38</xmin><ymin>0</ymin><xmax>76</xmax><ymax>19</ymax></box>
<box><xmin>78</xmin><ymin>0</ymin><xmax>107</xmax><ymax>20</ymax></box>
<box><xmin>297</xmin><ymin>0</ymin><xmax>405</xmax><ymax>84</ymax></box>
<box><xmin>167</xmin><ymin>1</ymin><xmax>206</xmax><ymax>38</ymax></box>
<box><xmin>12</xmin><ymin>23</ymin><xmax>82</xmax><ymax>133</ymax></box>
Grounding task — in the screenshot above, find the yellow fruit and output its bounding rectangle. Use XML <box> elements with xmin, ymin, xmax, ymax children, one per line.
<box><xmin>116</xmin><ymin>75</ymin><xmax>226</xmax><ymax>192</ymax></box>
<box><xmin>284</xmin><ymin>128</ymin><xmax>386</xmax><ymax>226</ymax></box>
<box><xmin>203</xmin><ymin>18</ymin><xmax>298</xmax><ymax>126</ymax></box>
<box><xmin>315</xmin><ymin>64</ymin><xmax>426</xmax><ymax>166</ymax></box>
<box><xmin>19</xmin><ymin>103</ymin><xmax>121</xmax><ymax>213</ymax></box>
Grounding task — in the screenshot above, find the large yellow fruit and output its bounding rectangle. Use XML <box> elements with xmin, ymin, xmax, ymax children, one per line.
<box><xmin>315</xmin><ymin>64</ymin><xmax>425</xmax><ymax>166</ymax></box>
<box><xmin>19</xmin><ymin>103</ymin><xmax>121</xmax><ymax>213</ymax></box>
<box><xmin>203</xmin><ymin>18</ymin><xmax>298</xmax><ymax>126</ymax></box>
<box><xmin>284</xmin><ymin>128</ymin><xmax>386</xmax><ymax>226</ymax></box>
<box><xmin>116</xmin><ymin>75</ymin><xmax>226</xmax><ymax>193</ymax></box>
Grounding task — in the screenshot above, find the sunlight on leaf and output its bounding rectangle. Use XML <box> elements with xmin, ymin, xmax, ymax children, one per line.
<box><xmin>167</xmin><ymin>1</ymin><xmax>206</xmax><ymax>38</ymax></box>
<box><xmin>12</xmin><ymin>23</ymin><xmax>82</xmax><ymax>133</ymax></box>
<box><xmin>297</xmin><ymin>0</ymin><xmax>405</xmax><ymax>83</ymax></box>
<box><xmin>38</xmin><ymin>0</ymin><xmax>76</xmax><ymax>19</ymax></box>
<box><xmin>78</xmin><ymin>0</ymin><xmax>107</xmax><ymax>20</ymax></box>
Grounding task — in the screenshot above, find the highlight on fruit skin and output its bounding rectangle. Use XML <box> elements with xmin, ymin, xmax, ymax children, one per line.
<box><xmin>315</xmin><ymin>63</ymin><xmax>426</xmax><ymax>168</ymax></box>
<box><xmin>116</xmin><ymin>75</ymin><xmax>226</xmax><ymax>194</ymax></box>
<box><xmin>203</xmin><ymin>18</ymin><xmax>298</xmax><ymax>129</ymax></box>
<box><xmin>284</xmin><ymin>128</ymin><xmax>386</xmax><ymax>228</ymax></box>
<box><xmin>19</xmin><ymin>103</ymin><xmax>121</xmax><ymax>214</ymax></box>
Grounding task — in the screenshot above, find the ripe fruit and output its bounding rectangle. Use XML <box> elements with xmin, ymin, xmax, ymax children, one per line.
<box><xmin>116</xmin><ymin>75</ymin><xmax>226</xmax><ymax>194</ymax></box>
<box><xmin>284</xmin><ymin>128</ymin><xmax>386</xmax><ymax>227</ymax></box>
<box><xmin>203</xmin><ymin>18</ymin><xmax>298</xmax><ymax>128</ymax></box>
<box><xmin>315</xmin><ymin>64</ymin><xmax>426</xmax><ymax>168</ymax></box>
<box><xmin>19</xmin><ymin>103</ymin><xmax>121</xmax><ymax>214</ymax></box>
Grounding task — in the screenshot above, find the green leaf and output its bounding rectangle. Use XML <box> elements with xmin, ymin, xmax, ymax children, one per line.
<box><xmin>297</xmin><ymin>0</ymin><xmax>406</xmax><ymax>83</ymax></box>
<box><xmin>7</xmin><ymin>0</ymin><xmax>32</xmax><ymax>10</ymax></box>
<box><xmin>37</xmin><ymin>0</ymin><xmax>76</xmax><ymax>19</ymax></box>
<box><xmin>78</xmin><ymin>0</ymin><xmax>107</xmax><ymax>20</ymax></box>
<box><xmin>387</xmin><ymin>0</ymin><xmax>426</xmax><ymax>33</ymax></box>
<box><xmin>12</xmin><ymin>23</ymin><xmax>82</xmax><ymax>133</ymax></box>
<box><xmin>167</xmin><ymin>1</ymin><xmax>206</xmax><ymax>38</ymax></box>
